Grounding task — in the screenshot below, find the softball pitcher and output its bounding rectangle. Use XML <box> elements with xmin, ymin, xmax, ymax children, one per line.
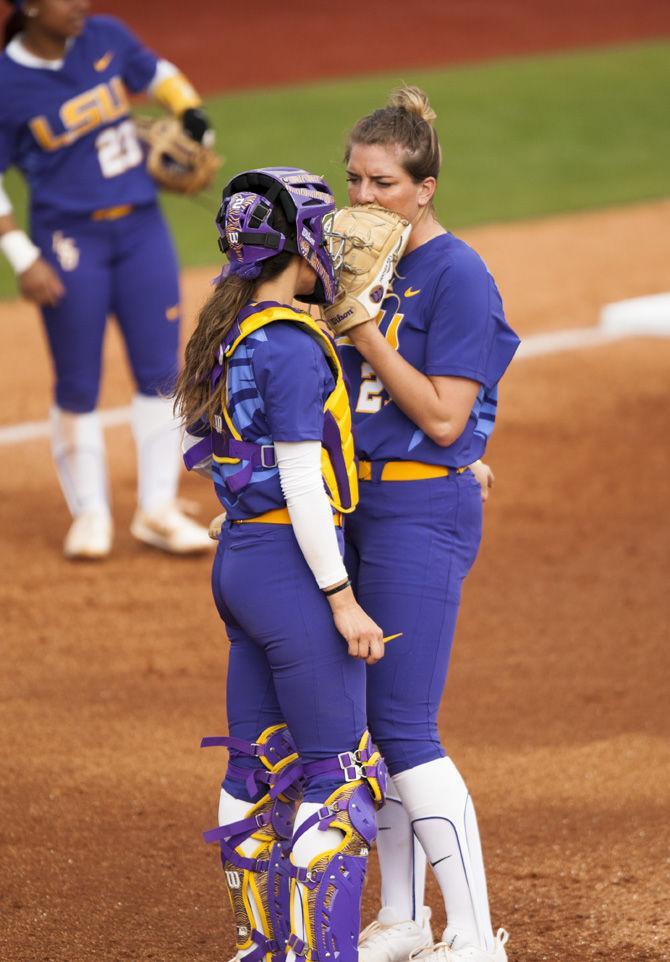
<box><xmin>327</xmin><ymin>87</ymin><xmax>520</xmax><ymax>962</ymax></box>
<box><xmin>0</xmin><ymin>0</ymin><xmax>213</xmax><ymax>557</ymax></box>
<box><xmin>177</xmin><ymin>167</ymin><xmax>388</xmax><ymax>962</ymax></box>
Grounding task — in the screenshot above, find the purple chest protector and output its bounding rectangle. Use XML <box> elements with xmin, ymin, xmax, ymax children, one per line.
<box><xmin>184</xmin><ymin>302</ymin><xmax>355</xmax><ymax>511</ymax></box>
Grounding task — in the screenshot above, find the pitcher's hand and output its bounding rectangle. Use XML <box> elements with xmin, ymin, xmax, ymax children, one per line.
<box><xmin>469</xmin><ymin>459</ymin><xmax>495</xmax><ymax>502</ymax></box>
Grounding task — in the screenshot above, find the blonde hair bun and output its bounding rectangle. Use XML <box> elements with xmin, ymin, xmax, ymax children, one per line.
<box><xmin>345</xmin><ymin>85</ymin><xmax>442</xmax><ymax>181</ymax></box>
<box><xmin>388</xmin><ymin>85</ymin><xmax>437</xmax><ymax>125</ymax></box>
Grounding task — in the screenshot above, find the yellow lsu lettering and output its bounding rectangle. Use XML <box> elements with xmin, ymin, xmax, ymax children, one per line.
<box><xmin>30</xmin><ymin>77</ymin><xmax>129</xmax><ymax>151</ymax></box>
<box><xmin>374</xmin><ymin>293</ymin><xmax>404</xmax><ymax>351</ymax></box>
<box><xmin>384</xmin><ymin>312</ymin><xmax>404</xmax><ymax>350</ymax></box>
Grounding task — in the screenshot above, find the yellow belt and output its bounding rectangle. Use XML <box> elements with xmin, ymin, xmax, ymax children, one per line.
<box><xmin>234</xmin><ymin>507</ymin><xmax>343</xmax><ymax>527</ymax></box>
<box><xmin>91</xmin><ymin>204</ymin><xmax>134</xmax><ymax>221</ymax></box>
<box><xmin>357</xmin><ymin>460</ymin><xmax>468</xmax><ymax>482</ymax></box>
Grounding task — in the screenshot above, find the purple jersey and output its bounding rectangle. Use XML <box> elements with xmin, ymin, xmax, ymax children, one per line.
<box><xmin>339</xmin><ymin>232</ymin><xmax>520</xmax><ymax>466</ymax></box>
<box><xmin>0</xmin><ymin>16</ymin><xmax>158</xmax><ymax>215</ymax></box>
<box><xmin>213</xmin><ymin>317</ymin><xmax>336</xmax><ymax>520</ymax></box>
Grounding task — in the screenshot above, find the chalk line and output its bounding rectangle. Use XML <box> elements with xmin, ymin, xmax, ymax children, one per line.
<box><xmin>2</xmin><ymin>292</ymin><xmax>669</xmax><ymax>448</ymax></box>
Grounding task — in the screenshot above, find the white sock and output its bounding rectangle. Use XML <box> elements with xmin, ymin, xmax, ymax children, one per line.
<box><xmin>131</xmin><ymin>393</ymin><xmax>181</xmax><ymax>512</ymax></box>
<box><xmin>286</xmin><ymin>801</ymin><xmax>343</xmax><ymax>962</ymax></box>
<box><xmin>50</xmin><ymin>407</ymin><xmax>110</xmax><ymax>517</ymax></box>
<box><xmin>394</xmin><ymin>757</ymin><xmax>494</xmax><ymax>952</ymax></box>
<box><xmin>218</xmin><ymin>788</ymin><xmax>268</xmax><ymax>958</ymax></box>
<box><xmin>377</xmin><ymin>780</ymin><xmax>427</xmax><ymax>924</ymax></box>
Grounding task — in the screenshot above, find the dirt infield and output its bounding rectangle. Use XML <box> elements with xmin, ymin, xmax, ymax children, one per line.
<box><xmin>1</xmin><ymin>199</ymin><xmax>669</xmax><ymax>962</ymax></box>
<box><xmin>99</xmin><ymin>0</ymin><xmax>670</xmax><ymax>93</ymax></box>
<box><xmin>2</xmin><ymin>2</ymin><xmax>669</xmax><ymax>958</ymax></box>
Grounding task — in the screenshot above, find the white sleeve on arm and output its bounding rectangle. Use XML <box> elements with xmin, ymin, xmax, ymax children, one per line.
<box><xmin>0</xmin><ymin>174</ymin><xmax>13</xmax><ymax>217</ymax></box>
<box><xmin>0</xmin><ymin>175</ymin><xmax>41</xmax><ymax>273</ymax></box>
<box><xmin>274</xmin><ymin>440</ymin><xmax>348</xmax><ymax>590</ymax></box>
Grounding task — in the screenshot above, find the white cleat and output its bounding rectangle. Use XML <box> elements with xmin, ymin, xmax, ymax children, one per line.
<box><xmin>63</xmin><ymin>511</ymin><xmax>113</xmax><ymax>560</ymax></box>
<box><xmin>360</xmin><ymin>906</ymin><xmax>433</xmax><ymax>962</ymax></box>
<box><xmin>130</xmin><ymin>500</ymin><xmax>214</xmax><ymax>554</ymax></box>
<box><xmin>410</xmin><ymin>928</ymin><xmax>509</xmax><ymax>962</ymax></box>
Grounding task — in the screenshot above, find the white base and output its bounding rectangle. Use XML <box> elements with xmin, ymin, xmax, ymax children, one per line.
<box><xmin>515</xmin><ymin>291</ymin><xmax>670</xmax><ymax>361</ymax></box>
<box><xmin>599</xmin><ymin>291</ymin><xmax>670</xmax><ymax>338</ymax></box>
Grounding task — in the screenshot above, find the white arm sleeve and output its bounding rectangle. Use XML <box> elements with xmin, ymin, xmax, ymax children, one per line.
<box><xmin>0</xmin><ymin>174</ymin><xmax>13</xmax><ymax>217</ymax></box>
<box><xmin>274</xmin><ymin>440</ymin><xmax>348</xmax><ymax>590</ymax></box>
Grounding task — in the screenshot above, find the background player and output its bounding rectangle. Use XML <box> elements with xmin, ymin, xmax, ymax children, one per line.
<box><xmin>0</xmin><ymin>0</ymin><xmax>213</xmax><ymax>558</ymax></box>
<box><xmin>334</xmin><ymin>87</ymin><xmax>520</xmax><ymax>962</ymax></box>
<box><xmin>176</xmin><ymin>167</ymin><xmax>386</xmax><ymax>962</ymax></box>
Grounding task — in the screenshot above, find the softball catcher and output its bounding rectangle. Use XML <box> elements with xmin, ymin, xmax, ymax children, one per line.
<box><xmin>176</xmin><ymin>167</ymin><xmax>388</xmax><ymax>961</ymax></box>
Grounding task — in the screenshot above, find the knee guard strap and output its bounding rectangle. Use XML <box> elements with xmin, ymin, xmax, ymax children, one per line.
<box><xmin>287</xmin><ymin>731</ymin><xmax>387</xmax><ymax>962</ymax></box>
<box><xmin>202</xmin><ymin>723</ymin><xmax>302</xmax><ymax>801</ymax></box>
<box><xmin>301</xmin><ymin>728</ymin><xmax>388</xmax><ymax>804</ymax></box>
<box><xmin>202</xmin><ymin>723</ymin><xmax>302</xmax><ymax>962</ymax></box>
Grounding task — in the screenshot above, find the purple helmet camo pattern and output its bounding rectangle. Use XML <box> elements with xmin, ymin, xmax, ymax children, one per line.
<box><xmin>216</xmin><ymin>167</ymin><xmax>337</xmax><ymax>305</ymax></box>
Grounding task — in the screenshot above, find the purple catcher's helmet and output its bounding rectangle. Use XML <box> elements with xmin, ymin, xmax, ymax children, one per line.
<box><xmin>216</xmin><ymin>167</ymin><xmax>337</xmax><ymax>305</ymax></box>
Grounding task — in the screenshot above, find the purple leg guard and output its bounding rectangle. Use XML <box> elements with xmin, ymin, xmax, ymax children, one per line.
<box><xmin>202</xmin><ymin>724</ymin><xmax>303</xmax><ymax>962</ymax></box>
<box><xmin>287</xmin><ymin>731</ymin><xmax>388</xmax><ymax>962</ymax></box>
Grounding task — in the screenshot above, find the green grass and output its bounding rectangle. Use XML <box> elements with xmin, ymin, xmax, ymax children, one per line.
<box><xmin>2</xmin><ymin>40</ymin><xmax>669</xmax><ymax>299</ymax></box>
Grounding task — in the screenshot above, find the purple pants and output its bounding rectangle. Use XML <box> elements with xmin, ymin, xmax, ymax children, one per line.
<box><xmin>345</xmin><ymin>470</ymin><xmax>483</xmax><ymax>777</ymax></box>
<box><xmin>32</xmin><ymin>203</ymin><xmax>180</xmax><ymax>413</ymax></box>
<box><xmin>211</xmin><ymin>521</ymin><xmax>368</xmax><ymax>802</ymax></box>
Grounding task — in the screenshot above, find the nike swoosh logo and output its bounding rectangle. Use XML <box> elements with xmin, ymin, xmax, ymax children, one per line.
<box><xmin>431</xmin><ymin>855</ymin><xmax>453</xmax><ymax>867</ymax></box>
<box><xmin>94</xmin><ymin>51</ymin><xmax>114</xmax><ymax>72</ymax></box>
<box><xmin>404</xmin><ymin>287</ymin><xmax>421</xmax><ymax>298</ymax></box>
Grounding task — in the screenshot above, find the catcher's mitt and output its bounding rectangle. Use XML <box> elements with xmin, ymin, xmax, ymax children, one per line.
<box><xmin>134</xmin><ymin>115</ymin><xmax>220</xmax><ymax>195</ymax></box>
<box><xmin>324</xmin><ymin>204</ymin><xmax>411</xmax><ymax>335</ymax></box>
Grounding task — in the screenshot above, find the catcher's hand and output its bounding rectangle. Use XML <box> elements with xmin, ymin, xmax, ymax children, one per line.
<box><xmin>324</xmin><ymin>204</ymin><xmax>411</xmax><ymax>336</ymax></box>
<box><xmin>134</xmin><ymin>114</ymin><xmax>221</xmax><ymax>195</ymax></box>
<box><xmin>208</xmin><ymin>511</ymin><xmax>227</xmax><ymax>541</ymax></box>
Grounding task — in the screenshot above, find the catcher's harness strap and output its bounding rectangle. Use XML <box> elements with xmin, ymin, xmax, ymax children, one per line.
<box><xmin>358</xmin><ymin>460</ymin><xmax>468</xmax><ymax>482</ymax></box>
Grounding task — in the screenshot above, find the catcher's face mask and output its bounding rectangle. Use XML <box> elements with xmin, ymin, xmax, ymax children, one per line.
<box><xmin>216</xmin><ymin>167</ymin><xmax>337</xmax><ymax>304</ymax></box>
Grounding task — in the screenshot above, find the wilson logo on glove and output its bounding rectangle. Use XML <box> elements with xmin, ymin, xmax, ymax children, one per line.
<box><xmin>330</xmin><ymin>306</ymin><xmax>355</xmax><ymax>327</ymax></box>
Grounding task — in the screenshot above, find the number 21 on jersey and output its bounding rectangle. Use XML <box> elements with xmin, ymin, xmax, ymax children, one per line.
<box><xmin>354</xmin><ymin>309</ymin><xmax>404</xmax><ymax>413</ymax></box>
<box><xmin>356</xmin><ymin>361</ymin><xmax>385</xmax><ymax>413</ymax></box>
